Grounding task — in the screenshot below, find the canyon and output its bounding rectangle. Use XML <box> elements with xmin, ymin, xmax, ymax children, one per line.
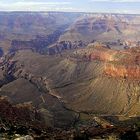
<box><xmin>0</xmin><ymin>12</ymin><xmax>139</xmax><ymax>139</ymax></box>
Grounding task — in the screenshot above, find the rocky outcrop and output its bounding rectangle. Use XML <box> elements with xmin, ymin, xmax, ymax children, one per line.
<box><xmin>89</xmin><ymin>50</ymin><xmax>117</xmax><ymax>61</ymax></box>
<box><xmin>12</xmin><ymin>39</ymin><xmax>85</xmax><ymax>56</ymax></box>
<box><xmin>72</xmin><ymin>43</ymin><xmax>117</xmax><ymax>61</ymax></box>
<box><xmin>14</xmin><ymin>135</ymin><xmax>34</xmax><ymax>140</ymax></box>
<box><xmin>103</xmin><ymin>47</ymin><xmax>140</xmax><ymax>79</ymax></box>
<box><xmin>48</xmin><ymin>40</ymin><xmax>87</xmax><ymax>55</ymax></box>
<box><xmin>73</xmin><ymin>44</ymin><xmax>140</xmax><ymax>80</ymax></box>
<box><xmin>0</xmin><ymin>96</ymin><xmax>44</xmax><ymax>128</ymax></box>
<box><xmin>104</xmin><ymin>64</ymin><xmax>140</xmax><ymax>79</ymax></box>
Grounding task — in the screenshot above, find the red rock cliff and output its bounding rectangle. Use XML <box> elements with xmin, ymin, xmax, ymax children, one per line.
<box><xmin>104</xmin><ymin>64</ymin><xmax>140</xmax><ymax>79</ymax></box>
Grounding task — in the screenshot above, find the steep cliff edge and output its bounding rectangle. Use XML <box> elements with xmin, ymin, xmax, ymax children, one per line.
<box><xmin>104</xmin><ymin>64</ymin><xmax>140</xmax><ymax>79</ymax></box>
<box><xmin>75</xmin><ymin>43</ymin><xmax>140</xmax><ymax>80</ymax></box>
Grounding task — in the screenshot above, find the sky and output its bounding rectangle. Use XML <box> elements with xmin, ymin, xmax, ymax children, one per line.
<box><xmin>0</xmin><ymin>0</ymin><xmax>140</xmax><ymax>14</ymax></box>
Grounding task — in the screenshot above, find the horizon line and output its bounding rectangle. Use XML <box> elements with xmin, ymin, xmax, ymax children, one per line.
<box><xmin>0</xmin><ymin>11</ymin><xmax>139</xmax><ymax>15</ymax></box>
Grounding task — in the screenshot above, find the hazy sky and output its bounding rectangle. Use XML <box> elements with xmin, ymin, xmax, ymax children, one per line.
<box><xmin>0</xmin><ymin>0</ymin><xmax>140</xmax><ymax>14</ymax></box>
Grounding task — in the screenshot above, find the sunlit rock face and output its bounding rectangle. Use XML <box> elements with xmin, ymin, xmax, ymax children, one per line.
<box><xmin>74</xmin><ymin>43</ymin><xmax>140</xmax><ymax>80</ymax></box>
<box><xmin>104</xmin><ymin>64</ymin><xmax>140</xmax><ymax>79</ymax></box>
<box><xmin>104</xmin><ymin>48</ymin><xmax>140</xmax><ymax>80</ymax></box>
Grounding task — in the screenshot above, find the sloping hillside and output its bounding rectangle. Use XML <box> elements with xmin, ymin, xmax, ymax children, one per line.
<box><xmin>3</xmin><ymin>43</ymin><xmax>139</xmax><ymax>116</ymax></box>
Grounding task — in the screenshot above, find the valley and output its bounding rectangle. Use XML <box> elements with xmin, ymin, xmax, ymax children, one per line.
<box><xmin>0</xmin><ymin>12</ymin><xmax>140</xmax><ymax>139</ymax></box>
